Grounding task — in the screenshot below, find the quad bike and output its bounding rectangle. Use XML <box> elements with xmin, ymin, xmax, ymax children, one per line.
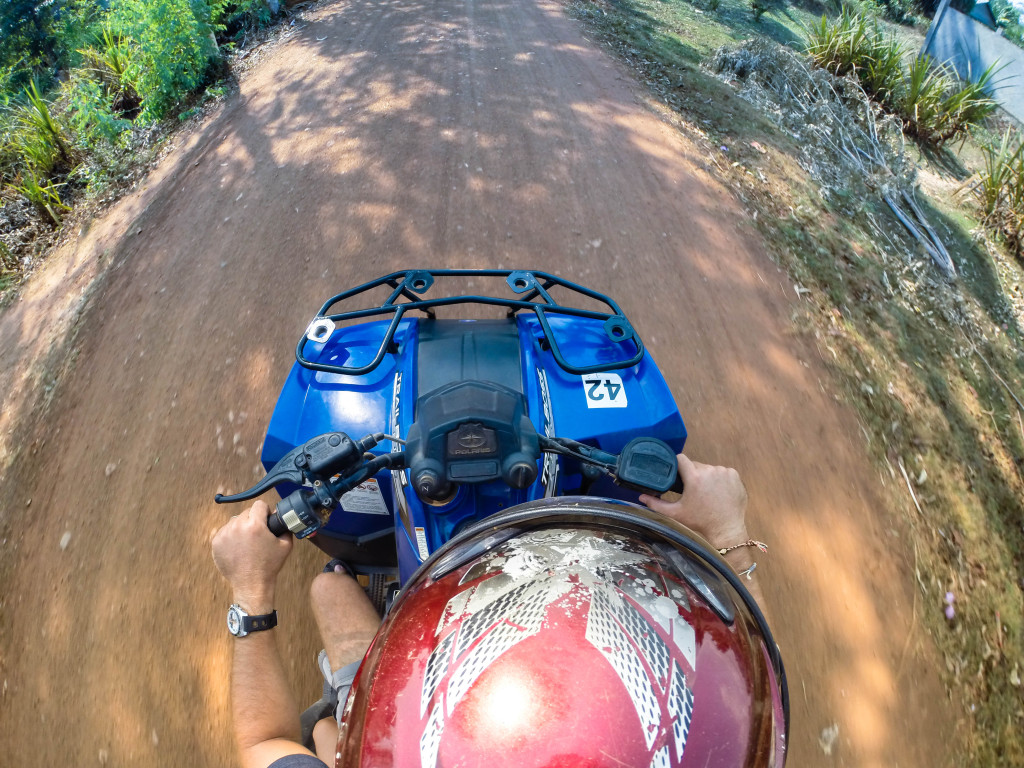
<box><xmin>214</xmin><ymin>269</ymin><xmax>788</xmax><ymax>767</ymax></box>
<box><xmin>215</xmin><ymin>270</ymin><xmax>689</xmax><ymax>590</ymax></box>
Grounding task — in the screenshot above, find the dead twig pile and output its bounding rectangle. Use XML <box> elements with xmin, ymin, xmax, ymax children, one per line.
<box><xmin>709</xmin><ymin>39</ymin><xmax>957</xmax><ymax>279</ymax></box>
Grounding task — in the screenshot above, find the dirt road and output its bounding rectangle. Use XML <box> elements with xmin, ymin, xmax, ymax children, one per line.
<box><xmin>0</xmin><ymin>0</ymin><xmax>956</xmax><ymax>764</ymax></box>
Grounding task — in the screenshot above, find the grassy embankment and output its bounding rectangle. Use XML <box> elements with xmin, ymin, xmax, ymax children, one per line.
<box><xmin>568</xmin><ymin>0</ymin><xmax>1024</xmax><ymax>761</ymax></box>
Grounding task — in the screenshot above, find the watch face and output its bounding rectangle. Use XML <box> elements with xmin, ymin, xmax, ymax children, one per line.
<box><xmin>227</xmin><ymin>605</ymin><xmax>244</xmax><ymax>636</ymax></box>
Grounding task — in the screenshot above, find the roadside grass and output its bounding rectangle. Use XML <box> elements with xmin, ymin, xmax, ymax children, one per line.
<box><xmin>745</xmin><ymin>150</ymin><xmax>1024</xmax><ymax>763</ymax></box>
<box><xmin>569</xmin><ymin>0</ymin><xmax>1024</xmax><ymax>761</ymax></box>
<box><xmin>571</xmin><ymin>0</ymin><xmax>818</xmax><ymax>129</ymax></box>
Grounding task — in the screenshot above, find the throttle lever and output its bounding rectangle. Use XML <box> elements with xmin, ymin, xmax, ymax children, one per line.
<box><xmin>614</xmin><ymin>437</ymin><xmax>683</xmax><ymax>494</ymax></box>
<box><xmin>269</xmin><ymin>452</ymin><xmax>405</xmax><ymax>539</ymax></box>
<box><xmin>272</xmin><ymin>488</ymin><xmax>328</xmax><ymax>539</ymax></box>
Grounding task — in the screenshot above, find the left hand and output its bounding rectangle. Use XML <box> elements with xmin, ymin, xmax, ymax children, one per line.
<box><xmin>639</xmin><ymin>454</ymin><xmax>749</xmax><ymax>551</ymax></box>
<box><xmin>212</xmin><ymin>501</ymin><xmax>293</xmax><ymax>609</ymax></box>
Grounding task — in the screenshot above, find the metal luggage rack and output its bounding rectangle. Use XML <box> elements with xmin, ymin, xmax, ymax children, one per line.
<box><xmin>295</xmin><ymin>269</ymin><xmax>645</xmax><ymax>377</ymax></box>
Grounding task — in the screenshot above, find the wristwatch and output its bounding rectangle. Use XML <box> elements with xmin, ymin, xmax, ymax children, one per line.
<box><xmin>227</xmin><ymin>604</ymin><xmax>278</xmax><ymax>637</ymax></box>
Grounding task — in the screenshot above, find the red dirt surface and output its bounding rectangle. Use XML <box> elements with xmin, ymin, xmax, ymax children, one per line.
<box><xmin>0</xmin><ymin>0</ymin><xmax>956</xmax><ymax>765</ymax></box>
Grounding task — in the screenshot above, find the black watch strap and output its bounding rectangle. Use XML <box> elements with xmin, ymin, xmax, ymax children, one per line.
<box><xmin>242</xmin><ymin>610</ymin><xmax>278</xmax><ymax>633</ymax></box>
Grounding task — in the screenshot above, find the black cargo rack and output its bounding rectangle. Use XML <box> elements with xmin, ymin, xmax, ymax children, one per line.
<box><xmin>295</xmin><ymin>269</ymin><xmax>644</xmax><ymax>377</ymax></box>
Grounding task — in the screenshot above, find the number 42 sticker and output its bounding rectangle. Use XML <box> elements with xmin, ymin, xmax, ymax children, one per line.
<box><xmin>582</xmin><ymin>373</ymin><xmax>628</xmax><ymax>408</ymax></box>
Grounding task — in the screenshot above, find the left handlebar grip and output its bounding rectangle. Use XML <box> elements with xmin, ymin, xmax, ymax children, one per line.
<box><xmin>267</xmin><ymin>510</ymin><xmax>290</xmax><ymax>537</ymax></box>
<box><xmin>273</xmin><ymin>489</ymin><xmax>324</xmax><ymax>539</ymax></box>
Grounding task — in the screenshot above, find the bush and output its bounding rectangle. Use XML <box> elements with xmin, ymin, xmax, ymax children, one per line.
<box><xmin>804</xmin><ymin>14</ymin><xmax>999</xmax><ymax>146</ymax></box>
<box><xmin>860</xmin><ymin>31</ymin><xmax>906</xmax><ymax>105</ymax></box>
<box><xmin>51</xmin><ymin>0</ymin><xmax>107</xmax><ymax>72</ymax></box>
<box><xmin>0</xmin><ymin>108</ymin><xmax>18</xmax><ymax>186</ymax></box>
<box><xmin>14</xmin><ymin>168</ymin><xmax>69</xmax><ymax>226</ymax></box>
<box><xmin>79</xmin><ymin>25</ymin><xmax>142</xmax><ymax>117</ymax></box>
<box><xmin>896</xmin><ymin>56</ymin><xmax>998</xmax><ymax>145</ymax></box>
<box><xmin>215</xmin><ymin>0</ymin><xmax>276</xmax><ymax>38</ymax></box>
<box><xmin>66</xmin><ymin>74</ymin><xmax>133</xmax><ymax>148</ymax></box>
<box><xmin>878</xmin><ymin>0</ymin><xmax>917</xmax><ymax>22</ymax></box>
<box><xmin>0</xmin><ymin>0</ymin><xmax>275</xmax><ymax>246</ymax></box>
<box><xmin>933</xmin><ymin>62</ymin><xmax>1000</xmax><ymax>143</ymax></box>
<box><xmin>112</xmin><ymin>0</ymin><xmax>221</xmax><ymax>121</ymax></box>
<box><xmin>15</xmin><ymin>79</ymin><xmax>74</xmax><ymax>176</ymax></box>
<box><xmin>969</xmin><ymin>130</ymin><xmax>1024</xmax><ymax>258</ymax></box>
<box><xmin>897</xmin><ymin>54</ymin><xmax>948</xmax><ymax>138</ymax></box>
<box><xmin>804</xmin><ymin>10</ymin><xmax>876</xmax><ymax>79</ymax></box>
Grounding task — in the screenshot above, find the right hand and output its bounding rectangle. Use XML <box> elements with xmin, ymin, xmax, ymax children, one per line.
<box><xmin>639</xmin><ymin>454</ymin><xmax>749</xmax><ymax>550</ymax></box>
<box><xmin>211</xmin><ymin>501</ymin><xmax>294</xmax><ymax>610</ymax></box>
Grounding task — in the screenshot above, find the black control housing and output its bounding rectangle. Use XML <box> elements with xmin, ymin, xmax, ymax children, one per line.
<box><xmin>615</xmin><ymin>437</ymin><xmax>683</xmax><ymax>494</ymax></box>
<box><xmin>405</xmin><ymin>380</ymin><xmax>540</xmax><ymax>502</ymax></box>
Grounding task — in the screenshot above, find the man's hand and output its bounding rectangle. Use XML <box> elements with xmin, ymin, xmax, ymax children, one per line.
<box><xmin>212</xmin><ymin>501</ymin><xmax>293</xmax><ymax>612</ymax></box>
<box><xmin>639</xmin><ymin>454</ymin><xmax>749</xmax><ymax>550</ymax></box>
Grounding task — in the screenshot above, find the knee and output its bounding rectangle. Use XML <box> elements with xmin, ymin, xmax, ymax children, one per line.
<box><xmin>311</xmin><ymin>570</ymin><xmax>349</xmax><ymax>608</ymax></box>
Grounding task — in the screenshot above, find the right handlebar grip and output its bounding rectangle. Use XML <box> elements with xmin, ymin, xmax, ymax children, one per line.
<box><xmin>267</xmin><ymin>510</ymin><xmax>290</xmax><ymax>537</ymax></box>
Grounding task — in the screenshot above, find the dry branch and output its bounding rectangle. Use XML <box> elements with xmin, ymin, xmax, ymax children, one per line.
<box><xmin>709</xmin><ymin>40</ymin><xmax>955</xmax><ymax>279</ymax></box>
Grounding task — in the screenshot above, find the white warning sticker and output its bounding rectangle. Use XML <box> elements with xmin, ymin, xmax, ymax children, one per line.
<box><xmin>339</xmin><ymin>479</ymin><xmax>390</xmax><ymax>516</ymax></box>
<box><xmin>582</xmin><ymin>372</ymin><xmax>628</xmax><ymax>408</ymax></box>
<box><xmin>415</xmin><ymin>527</ymin><xmax>430</xmax><ymax>561</ymax></box>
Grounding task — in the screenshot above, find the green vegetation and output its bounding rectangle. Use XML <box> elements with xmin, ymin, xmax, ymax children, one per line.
<box><xmin>110</xmin><ymin>0</ymin><xmax>222</xmax><ymax>122</ymax></box>
<box><xmin>19</xmin><ymin>79</ymin><xmax>74</xmax><ymax>175</ymax></box>
<box><xmin>800</xmin><ymin>11</ymin><xmax>1019</xmax><ymax>256</ymax></box>
<box><xmin>14</xmin><ymin>170</ymin><xmax>70</xmax><ymax>226</ymax></box>
<box><xmin>804</xmin><ymin>10</ymin><xmax>998</xmax><ymax>145</ymax></box>
<box><xmin>78</xmin><ymin>25</ymin><xmax>142</xmax><ymax>119</ymax></box>
<box><xmin>969</xmin><ymin>130</ymin><xmax>1024</xmax><ymax>258</ymax></box>
<box><xmin>570</xmin><ymin>0</ymin><xmax>1024</xmax><ymax>762</ymax></box>
<box><xmin>0</xmin><ymin>0</ymin><xmax>282</xmax><ymax>291</ymax></box>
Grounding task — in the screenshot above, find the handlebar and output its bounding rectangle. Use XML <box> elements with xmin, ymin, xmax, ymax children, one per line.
<box><xmin>215</xmin><ymin>430</ymin><xmax>682</xmax><ymax>537</ymax></box>
<box><xmin>267</xmin><ymin>511</ymin><xmax>289</xmax><ymax>537</ymax></box>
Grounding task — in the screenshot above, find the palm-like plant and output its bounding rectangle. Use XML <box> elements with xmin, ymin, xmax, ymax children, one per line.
<box><xmin>969</xmin><ymin>130</ymin><xmax>1024</xmax><ymax>258</ymax></box>
<box><xmin>935</xmin><ymin>61</ymin><xmax>999</xmax><ymax>145</ymax></box>
<box><xmin>896</xmin><ymin>55</ymin><xmax>949</xmax><ymax>142</ymax></box>
<box><xmin>18</xmin><ymin>79</ymin><xmax>73</xmax><ymax>173</ymax></box>
<box><xmin>80</xmin><ymin>26</ymin><xmax>142</xmax><ymax>116</ymax></box>
<box><xmin>861</xmin><ymin>32</ymin><xmax>906</xmax><ymax>108</ymax></box>
<box><xmin>14</xmin><ymin>169</ymin><xmax>71</xmax><ymax>227</ymax></box>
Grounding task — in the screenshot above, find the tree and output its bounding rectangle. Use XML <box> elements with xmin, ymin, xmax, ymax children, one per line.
<box><xmin>990</xmin><ymin>0</ymin><xmax>1024</xmax><ymax>45</ymax></box>
<box><xmin>0</xmin><ymin>0</ymin><xmax>60</xmax><ymax>73</ymax></box>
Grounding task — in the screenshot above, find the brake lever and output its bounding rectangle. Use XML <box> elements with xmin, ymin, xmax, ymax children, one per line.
<box><xmin>215</xmin><ymin>444</ymin><xmax>308</xmax><ymax>503</ymax></box>
<box><xmin>215</xmin><ymin>431</ymin><xmax>368</xmax><ymax>504</ymax></box>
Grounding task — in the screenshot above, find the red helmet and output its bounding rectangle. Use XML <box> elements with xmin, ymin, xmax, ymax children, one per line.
<box><xmin>336</xmin><ymin>498</ymin><xmax>788</xmax><ymax>768</ymax></box>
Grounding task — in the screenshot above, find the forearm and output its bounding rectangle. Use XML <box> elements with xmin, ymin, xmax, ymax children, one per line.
<box><xmin>230</xmin><ymin>592</ymin><xmax>301</xmax><ymax>755</ymax></box>
<box><xmin>640</xmin><ymin>456</ymin><xmax>771</xmax><ymax>624</ymax></box>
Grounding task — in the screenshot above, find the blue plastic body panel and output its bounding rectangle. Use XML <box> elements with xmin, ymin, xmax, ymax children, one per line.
<box><xmin>263</xmin><ymin>315</ymin><xmax>685</xmax><ymax>582</ymax></box>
